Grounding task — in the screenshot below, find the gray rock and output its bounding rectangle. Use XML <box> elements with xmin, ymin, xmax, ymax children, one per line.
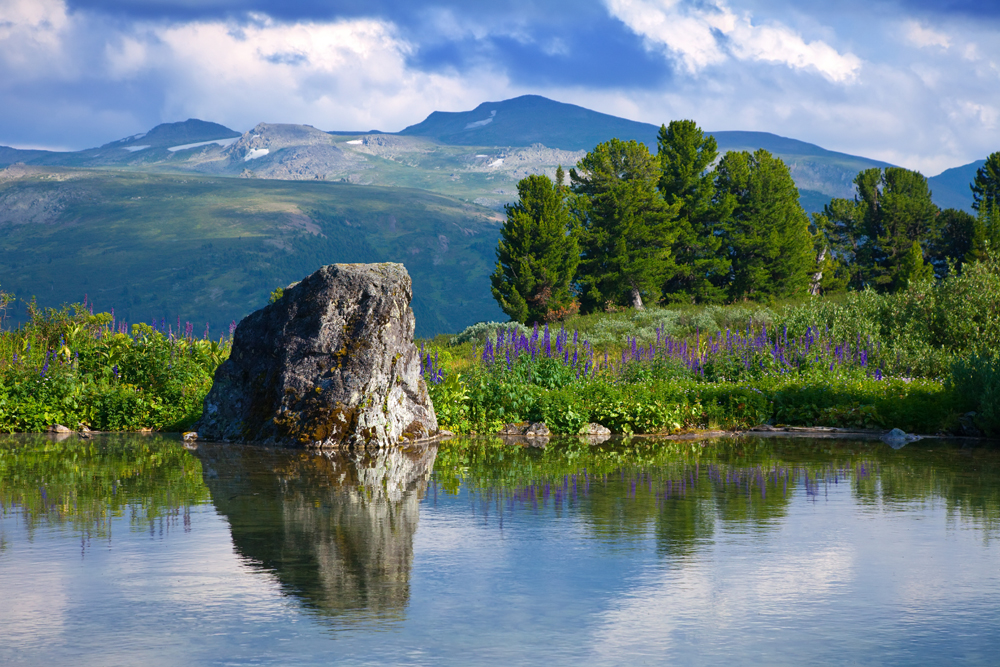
<box><xmin>578</xmin><ymin>422</ymin><xmax>612</xmax><ymax>445</ymax></box>
<box><xmin>882</xmin><ymin>427</ymin><xmax>921</xmax><ymax>449</ymax></box>
<box><xmin>500</xmin><ymin>422</ymin><xmax>550</xmax><ymax>437</ymax></box>
<box><xmin>580</xmin><ymin>423</ymin><xmax>611</xmax><ymax>437</ymax></box>
<box><xmin>196</xmin><ymin>262</ymin><xmax>438</xmax><ymax>449</ymax></box>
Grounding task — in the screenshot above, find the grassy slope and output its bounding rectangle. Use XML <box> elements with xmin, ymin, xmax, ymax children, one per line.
<box><xmin>0</xmin><ymin>169</ymin><xmax>505</xmax><ymax>337</ymax></box>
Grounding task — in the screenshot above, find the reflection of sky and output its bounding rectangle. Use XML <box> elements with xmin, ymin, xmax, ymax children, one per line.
<box><xmin>2</xmin><ymin>474</ymin><xmax>999</xmax><ymax>665</ymax></box>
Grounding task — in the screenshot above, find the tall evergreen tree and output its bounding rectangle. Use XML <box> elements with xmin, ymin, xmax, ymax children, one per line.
<box><xmin>854</xmin><ymin>167</ymin><xmax>940</xmax><ymax>291</ymax></box>
<box><xmin>810</xmin><ymin>197</ymin><xmax>865</xmax><ymax>293</ymax></box>
<box><xmin>570</xmin><ymin>139</ymin><xmax>679</xmax><ymax>312</ymax></box>
<box><xmin>972</xmin><ymin>151</ymin><xmax>1000</xmax><ymax>212</ymax></box>
<box><xmin>931</xmin><ymin>208</ymin><xmax>983</xmax><ymax>275</ymax></box>
<box><xmin>490</xmin><ymin>174</ymin><xmax>579</xmax><ymax>324</ymax></box>
<box><xmin>656</xmin><ymin>120</ymin><xmax>730</xmax><ymax>303</ymax></box>
<box><xmin>713</xmin><ymin>149</ymin><xmax>814</xmax><ymax>301</ymax></box>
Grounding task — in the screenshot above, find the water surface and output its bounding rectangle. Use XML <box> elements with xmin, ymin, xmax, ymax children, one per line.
<box><xmin>1</xmin><ymin>432</ymin><xmax>998</xmax><ymax>665</ymax></box>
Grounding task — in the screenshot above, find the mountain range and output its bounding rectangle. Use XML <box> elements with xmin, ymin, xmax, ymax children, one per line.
<box><xmin>0</xmin><ymin>95</ymin><xmax>989</xmax><ymax>336</ymax></box>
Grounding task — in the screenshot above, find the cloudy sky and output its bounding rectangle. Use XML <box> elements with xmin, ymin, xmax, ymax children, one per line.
<box><xmin>1</xmin><ymin>0</ymin><xmax>998</xmax><ymax>174</ymax></box>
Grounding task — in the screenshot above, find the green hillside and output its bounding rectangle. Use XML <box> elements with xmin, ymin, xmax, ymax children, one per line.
<box><xmin>0</xmin><ymin>168</ymin><xmax>504</xmax><ymax>337</ymax></box>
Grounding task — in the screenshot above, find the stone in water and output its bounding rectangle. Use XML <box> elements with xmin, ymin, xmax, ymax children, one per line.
<box><xmin>196</xmin><ymin>263</ymin><xmax>438</xmax><ymax>449</ymax></box>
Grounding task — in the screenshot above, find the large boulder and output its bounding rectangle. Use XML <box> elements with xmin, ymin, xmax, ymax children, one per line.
<box><xmin>196</xmin><ymin>262</ymin><xmax>438</xmax><ymax>448</ymax></box>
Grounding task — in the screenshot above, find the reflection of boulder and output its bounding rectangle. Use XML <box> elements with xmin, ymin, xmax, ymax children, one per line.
<box><xmin>196</xmin><ymin>443</ymin><xmax>437</xmax><ymax>623</ymax></box>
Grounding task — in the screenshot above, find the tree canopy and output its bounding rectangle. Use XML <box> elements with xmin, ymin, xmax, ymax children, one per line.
<box><xmin>713</xmin><ymin>149</ymin><xmax>814</xmax><ymax>301</ymax></box>
<box><xmin>972</xmin><ymin>152</ymin><xmax>1000</xmax><ymax>212</ymax></box>
<box><xmin>490</xmin><ymin>173</ymin><xmax>579</xmax><ymax>323</ymax></box>
<box><xmin>570</xmin><ymin>138</ymin><xmax>679</xmax><ymax>311</ymax></box>
<box><xmin>854</xmin><ymin>167</ymin><xmax>939</xmax><ymax>291</ymax></box>
<box><xmin>656</xmin><ymin>120</ymin><xmax>729</xmax><ymax>304</ymax></box>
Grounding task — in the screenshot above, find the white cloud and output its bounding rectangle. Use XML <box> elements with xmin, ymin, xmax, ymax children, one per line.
<box><xmin>605</xmin><ymin>0</ymin><xmax>862</xmax><ymax>83</ymax></box>
<box><xmin>0</xmin><ymin>0</ymin><xmax>72</xmax><ymax>79</ymax></box>
<box><xmin>904</xmin><ymin>21</ymin><xmax>951</xmax><ymax>49</ymax></box>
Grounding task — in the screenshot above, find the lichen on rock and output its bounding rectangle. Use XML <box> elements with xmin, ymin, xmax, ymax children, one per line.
<box><xmin>196</xmin><ymin>262</ymin><xmax>438</xmax><ymax>449</ymax></box>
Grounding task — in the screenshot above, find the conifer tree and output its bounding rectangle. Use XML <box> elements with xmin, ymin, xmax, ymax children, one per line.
<box><xmin>490</xmin><ymin>174</ymin><xmax>579</xmax><ymax>324</ymax></box>
<box><xmin>656</xmin><ymin>120</ymin><xmax>729</xmax><ymax>303</ymax></box>
<box><xmin>810</xmin><ymin>197</ymin><xmax>864</xmax><ymax>293</ymax></box>
<box><xmin>972</xmin><ymin>152</ymin><xmax>1000</xmax><ymax>213</ymax></box>
<box><xmin>570</xmin><ymin>139</ymin><xmax>679</xmax><ymax>311</ymax></box>
<box><xmin>854</xmin><ymin>167</ymin><xmax>940</xmax><ymax>291</ymax></box>
<box><xmin>713</xmin><ymin>149</ymin><xmax>814</xmax><ymax>300</ymax></box>
<box><xmin>931</xmin><ymin>208</ymin><xmax>982</xmax><ymax>275</ymax></box>
<box><xmin>896</xmin><ymin>240</ymin><xmax>934</xmax><ymax>288</ymax></box>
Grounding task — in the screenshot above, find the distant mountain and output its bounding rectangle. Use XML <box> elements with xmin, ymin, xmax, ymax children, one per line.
<box><xmin>400</xmin><ymin>95</ymin><xmax>660</xmax><ymax>151</ymax></box>
<box><xmin>0</xmin><ymin>146</ymin><xmax>55</xmax><ymax>167</ymax></box>
<box><xmin>928</xmin><ymin>160</ymin><xmax>983</xmax><ymax>213</ymax></box>
<box><xmin>399</xmin><ymin>94</ymin><xmax>890</xmax><ymax>203</ymax></box>
<box><xmin>100</xmin><ymin>119</ymin><xmax>241</xmax><ymax>149</ymax></box>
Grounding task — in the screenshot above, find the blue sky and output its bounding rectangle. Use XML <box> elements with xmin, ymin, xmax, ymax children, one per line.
<box><xmin>1</xmin><ymin>0</ymin><xmax>998</xmax><ymax>173</ymax></box>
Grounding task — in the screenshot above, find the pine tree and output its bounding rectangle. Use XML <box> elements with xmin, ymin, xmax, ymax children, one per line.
<box><xmin>570</xmin><ymin>139</ymin><xmax>679</xmax><ymax>312</ymax></box>
<box><xmin>972</xmin><ymin>152</ymin><xmax>1000</xmax><ymax>213</ymax></box>
<box><xmin>490</xmin><ymin>174</ymin><xmax>579</xmax><ymax>324</ymax></box>
<box><xmin>854</xmin><ymin>167</ymin><xmax>940</xmax><ymax>291</ymax></box>
<box><xmin>931</xmin><ymin>208</ymin><xmax>982</xmax><ymax>275</ymax></box>
<box><xmin>656</xmin><ymin>120</ymin><xmax>729</xmax><ymax>303</ymax></box>
<box><xmin>713</xmin><ymin>149</ymin><xmax>814</xmax><ymax>301</ymax></box>
<box><xmin>811</xmin><ymin>197</ymin><xmax>866</xmax><ymax>290</ymax></box>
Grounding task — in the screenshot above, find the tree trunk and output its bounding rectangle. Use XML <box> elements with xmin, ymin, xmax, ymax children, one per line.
<box><xmin>809</xmin><ymin>247</ymin><xmax>827</xmax><ymax>296</ymax></box>
<box><xmin>630</xmin><ymin>286</ymin><xmax>644</xmax><ymax>310</ymax></box>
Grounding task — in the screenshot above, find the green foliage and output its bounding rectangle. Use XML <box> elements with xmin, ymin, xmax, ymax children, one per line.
<box><xmin>812</xmin><ymin>197</ymin><xmax>866</xmax><ymax>291</ymax></box>
<box><xmin>571</xmin><ymin>138</ymin><xmax>680</xmax><ymax>311</ymax></box>
<box><xmin>657</xmin><ymin>120</ymin><xmax>729</xmax><ymax>303</ymax></box>
<box><xmin>931</xmin><ymin>208</ymin><xmax>983</xmax><ymax>275</ymax></box>
<box><xmin>854</xmin><ymin>167</ymin><xmax>940</xmax><ymax>292</ymax></box>
<box><xmin>972</xmin><ymin>151</ymin><xmax>1000</xmax><ymax>213</ymax></box>
<box><xmin>490</xmin><ymin>174</ymin><xmax>579</xmax><ymax>323</ymax></box>
<box><xmin>896</xmin><ymin>240</ymin><xmax>934</xmax><ymax>289</ymax></box>
<box><xmin>269</xmin><ymin>287</ymin><xmax>285</xmax><ymax>303</ymax></box>
<box><xmin>714</xmin><ymin>149</ymin><xmax>815</xmax><ymax>301</ymax></box>
<box><xmin>0</xmin><ymin>305</ymin><xmax>228</xmax><ymax>432</ymax></box>
<box><xmin>949</xmin><ymin>352</ymin><xmax>1000</xmax><ymax>436</ymax></box>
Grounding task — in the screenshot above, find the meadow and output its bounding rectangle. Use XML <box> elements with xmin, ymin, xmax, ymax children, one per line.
<box><xmin>0</xmin><ymin>252</ymin><xmax>996</xmax><ymax>437</ymax></box>
<box><xmin>422</xmin><ymin>253</ymin><xmax>1000</xmax><ymax>438</ymax></box>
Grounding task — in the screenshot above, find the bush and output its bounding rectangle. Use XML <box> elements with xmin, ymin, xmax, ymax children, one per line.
<box><xmin>0</xmin><ymin>305</ymin><xmax>228</xmax><ymax>433</ymax></box>
<box><xmin>949</xmin><ymin>352</ymin><xmax>1000</xmax><ymax>436</ymax></box>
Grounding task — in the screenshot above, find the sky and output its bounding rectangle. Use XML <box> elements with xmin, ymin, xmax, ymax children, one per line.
<box><xmin>1</xmin><ymin>0</ymin><xmax>998</xmax><ymax>174</ymax></box>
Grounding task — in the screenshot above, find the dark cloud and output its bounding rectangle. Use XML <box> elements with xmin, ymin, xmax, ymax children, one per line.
<box><xmin>410</xmin><ymin>20</ymin><xmax>669</xmax><ymax>89</ymax></box>
<box><xmin>64</xmin><ymin>0</ymin><xmax>648</xmax><ymax>89</ymax></box>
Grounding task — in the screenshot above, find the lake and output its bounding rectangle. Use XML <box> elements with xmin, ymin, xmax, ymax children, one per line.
<box><xmin>1</xmin><ymin>432</ymin><xmax>998</xmax><ymax>665</ymax></box>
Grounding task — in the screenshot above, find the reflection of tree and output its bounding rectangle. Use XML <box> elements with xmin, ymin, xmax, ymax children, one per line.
<box><xmin>0</xmin><ymin>433</ymin><xmax>208</xmax><ymax>538</ymax></box>
<box><xmin>434</xmin><ymin>435</ymin><xmax>1000</xmax><ymax>559</ymax></box>
<box><xmin>196</xmin><ymin>443</ymin><xmax>437</xmax><ymax>624</ymax></box>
